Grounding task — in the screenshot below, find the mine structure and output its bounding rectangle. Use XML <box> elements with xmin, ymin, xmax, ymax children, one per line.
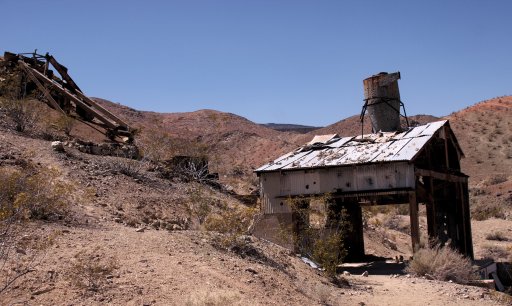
<box><xmin>254</xmin><ymin>72</ymin><xmax>473</xmax><ymax>261</ymax></box>
<box><xmin>1</xmin><ymin>51</ymin><xmax>133</xmax><ymax>142</ymax></box>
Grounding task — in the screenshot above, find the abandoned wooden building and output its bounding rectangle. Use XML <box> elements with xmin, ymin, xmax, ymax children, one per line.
<box><xmin>253</xmin><ymin>72</ymin><xmax>473</xmax><ymax>261</ymax></box>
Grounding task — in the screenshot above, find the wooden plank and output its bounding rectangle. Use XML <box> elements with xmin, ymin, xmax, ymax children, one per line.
<box><xmin>26</xmin><ymin>65</ymin><xmax>118</xmax><ymax>129</ymax></box>
<box><xmin>415</xmin><ymin>168</ymin><xmax>468</xmax><ymax>183</ymax></box>
<box><xmin>46</xmin><ymin>55</ymin><xmax>82</xmax><ymax>92</ymax></box>
<box><xmin>74</xmin><ymin>91</ymin><xmax>129</xmax><ymax>128</ymax></box>
<box><xmin>18</xmin><ymin>62</ymin><xmax>65</xmax><ymax>114</ymax></box>
<box><xmin>409</xmin><ymin>191</ymin><xmax>420</xmax><ymax>252</ymax></box>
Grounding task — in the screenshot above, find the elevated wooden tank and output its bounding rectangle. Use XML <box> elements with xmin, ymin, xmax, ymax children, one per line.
<box><xmin>363</xmin><ymin>72</ymin><xmax>401</xmax><ymax>132</ymax></box>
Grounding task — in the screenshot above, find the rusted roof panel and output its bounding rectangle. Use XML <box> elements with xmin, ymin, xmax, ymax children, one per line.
<box><xmin>255</xmin><ymin>120</ymin><xmax>449</xmax><ymax>173</ymax></box>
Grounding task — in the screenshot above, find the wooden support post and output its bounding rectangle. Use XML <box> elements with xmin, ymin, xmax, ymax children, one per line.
<box><xmin>409</xmin><ymin>191</ymin><xmax>420</xmax><ymax>253</ymax></box>
<box><xmin>18</xmin><ymin>62</ymin><xmax>65</xmax><ymax>114</ymax></box>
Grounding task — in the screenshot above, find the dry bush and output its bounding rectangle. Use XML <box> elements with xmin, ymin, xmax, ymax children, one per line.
<box><xmin>67</xmin><ymin>248</ymin><xmax>119</xmax><ymax>292</ymax></box>
<box><xmin>53</xmin><ymin>114</ymin><xmax>75</xmax><ymax>136</ymax></box>
<box><xmin>204</xmin><ymin>205</ymin><xmax>257</xmax><ymax>250</ymax></box>
<box><xmin>107</xmin><ymin>157</ymin><xmax>147</xmax><ymax>181</ymax></box>
<box><xmin>185</xmin><ymin>289</ymin><xmax>242</xmax><ymax>306</ymax></box>
<box><xmin>482</xmin><ymin>244</ymin><xmax>510</xmax><ymax>261</ymax></box>
<box><xmin>485</xmin><ymin>231</ymin><xmax>508</xmax><ymax>241</ymax></box>
<box><xmin>0</xmin><ymin>166</ymin><xmax>74</xmax><ymax>293</ymax></box>
<box><xmin>406</xmin><ymin>243</ymin><xmax>477</xmax><ymax>284</ymax></box>
<box><xmin>471</xmin><ymin>198</ymin><xmax>506</xmax><ymax>221</ymax></box>
<box><xmin>484</xmin><ymin>174</ymin><xmax>508</xmax><ymax>186</ymax></box>
<box><xmin>0</xmin><ymin>97</ymin><xmax>42</xmax><ymax>132</ymax></box>
<box><xmin>135</xmin><ymin>129</ymin><xmax>175</xmax><ymax>162</ymax></box>
<box><xmin>186</xmin><ymin>185</ymin><xmax>216</xmax><ymax>225</ymax></box>
<box><xmin>0</xmin><ymin>166</ymin><xmax>72</xmax><ymax>221</ymax></box>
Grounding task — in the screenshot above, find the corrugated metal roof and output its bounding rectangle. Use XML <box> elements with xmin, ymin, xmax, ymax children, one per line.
<box><xmin>256</xmin><ymin>120</ymin><xmax>448</xmax><ymax>172</ymax></box>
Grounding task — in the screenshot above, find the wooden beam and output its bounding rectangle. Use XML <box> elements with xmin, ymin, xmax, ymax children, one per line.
<box><xmin>409</xmin><ymin>191</ymin><xmax>420</xmax><ymax>253</ymax></box>
<box><xmin>415</xmin><ymin>168</ymin><xmax>468</xmax><ymax>183</ymax></box>
<box><xmin>26</xmin><ymin>65</ymin><xmax>118</xmax><ymax>129</ymax></box>
<box><xmin>18</xmin><ymin>62</ymin><xmax>65</xmax><ymax>114</ymax></box>
<box><xmin>74</xmin><ymin>91</ymin><xmax>129</xmax><ymax>128</ymax></box>
<box><xmin>443</xmin><ymin>126</ymin><xmax>450</xmax><ymax>169</ymax></box>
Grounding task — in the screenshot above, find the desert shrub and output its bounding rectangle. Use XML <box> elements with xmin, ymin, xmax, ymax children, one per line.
<box><xmin>471</xmin><ymin>199</ymin><xmax>506</xmax><ymax>221</ymax></box>
<box><xmin>0</xmin><ymin>166</ymin><xmax>72</xmax><ymax>221</ymax></box>
<box><xmin>406</xmin><ymin>243</ymin><xmax>477</xmax><ymax>284</ymax></box>
<box><xmin>287</xmin><ymin>196</ymin><xmax>349</xmax><ymax>278</ymax></box>
<box><xmin>204</xmin><ymin>206</ymin><xmax>256</xmax><ymax>250</ymax></box>
<box><xmin>185</xmin><ymin>289</ymin><xmax>241</xmax><ymax>306</ymax></box>
<box><xmin>186</xmin><ymin>185</ymin><xmax>215</xmax><ymax>225</ymax></box>
<box><xmin>53</xmin><ymin>114</ymin><xmax>75</xmax><ymax>136</ymax></box>
<box><xmin>135</xmin><ymin>129</ymin><xmax>175</xmax><ymax>162</ymax></box>
<box><xmin>0</xmin><ymin>166</ymin><xmax>74</xmax><ymax>293</ymax></box>
<box><xmin>482</xmin><ymin>244</ymin><xmax>510</xmax><ymax>261</ymax></box>
<box><xmin>485</xmin><ymin>231</ymin><xmax>508</xmax><ymax>241</ymax></box>
<box><xmin>107</xmin><ymin>157</ymin><xmax>147</xmax><ymax>181</ymax></box>
<box><xmin>484</xmin><ymin>174</ymin><xmax>508</xmax><ymax>186</ymax></box>
<box><xmin>68</xmin><ymin>248</ymin><xmax>119</xmax><ymax>292</ymax></box>
<box><xmin>312</xmin><ymin>230</ymin><xmax>347</xmax><ymax>277</ymax></box>
<box><xmin>0</xmin><ymin>97</ymin><xmax>42</xmax><ymax>132</ymax></box>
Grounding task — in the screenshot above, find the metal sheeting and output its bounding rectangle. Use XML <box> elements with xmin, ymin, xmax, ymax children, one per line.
<box><xmin>260</xmin><ymin>163</ymin><xmax>415</xmax><ymax>214</ymax></box>
<box><xmin>256</xmin><ymin>120</ymin><xmax>448</xmax><ymax>172</ymax></box>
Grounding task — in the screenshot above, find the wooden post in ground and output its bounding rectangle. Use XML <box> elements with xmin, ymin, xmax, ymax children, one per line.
<box><xmin>409</xmin><ymin>191</ymin><xmax>420</xmax><ymax>253</ymax></box>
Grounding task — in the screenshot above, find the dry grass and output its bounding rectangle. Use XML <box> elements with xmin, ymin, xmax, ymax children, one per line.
<box><xmin>185</xmin><ymin>289</ymin><xmax>242</xmax><ymax>306</ymax></box>
<box><xmin>481</xmin><ymin>244</ymin><xmax>510</xmax><ymax>261</ymax></box>
<box><xmin>67</xmin><ymin>248</ymin><xmax>119</xmax><ymax>292</ymax></box>
<box><xmin>406</xmin><ymin>243</ymin><xmax>477</xmax><ymax>284</ymax></box>
<box><xmin>485</xmin><ymin>231</ymin><xmax>508</xmax><ymax>241</ymax></box>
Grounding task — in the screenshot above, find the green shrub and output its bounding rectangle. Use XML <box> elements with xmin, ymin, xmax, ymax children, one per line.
<box><xmin>312</xmin><ymin>230</ymin><xmax>346</xmax><ymax>277</ymax></box>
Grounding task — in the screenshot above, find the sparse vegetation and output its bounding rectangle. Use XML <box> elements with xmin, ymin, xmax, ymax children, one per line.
<box><xmin>406</xmin><ymin>243</ymin><xmax>477</xmax><ymax>284</ymax></box>
<box><xmin>482</xmin><ymin>244</ymin><xmax>510</xmax><ymax>261</ymax></box>
<box><xmin>0</xmin><ymin>97</ymin><xmax>42</xmax><ymax>132</ymax></box>
<box><xmin>107</xmin><ymin>156</ymin><xmax>147</xmax><ymax>181</ymax></box>
<box><xmin>485</xmin><ymin>231</ymin><xmax>508</xmax><ymax>241</ymax></box>
<box><xmin>67</xmin><ymin>248</ymin><xmax>119</xmax><ymax>292</ymax></box>
<box><xmin>0</xmin><ymin>165</ymin><xmax>74</xmax><ymax>294</ymax></box>
<box><xmin>471</xmin><ymin>198</ymin><xmax>506</xmax><ymax>221</ymax></box>
<box><xmin>204</xmin><ymin>205</ymin><xmax>257</xmax><ymax>251</ymax></box>
<box><xmin>286</xmin><ymin>196</ymin><xmax>349</xmax><ymax>278</ymax></box>
<box><xmin>185</xmin><ymin>289</ymin><xmax>242</xmax><ymax>306</ymax></box>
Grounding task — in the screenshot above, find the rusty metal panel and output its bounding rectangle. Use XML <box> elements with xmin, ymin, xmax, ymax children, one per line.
<box><xmin>257</xmin><ymin>150</ymin><xmax>311</xmax><ymax>172</ymax></box>
<box><xmin>255</xmin><ymin>121</ymin><xmax>448</xmax><ymax>173</ymax></box>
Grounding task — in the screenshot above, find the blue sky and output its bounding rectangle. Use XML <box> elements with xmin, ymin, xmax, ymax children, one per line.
<box><xmin>2</xmin><ymin>1</ymin><xmax>511</xmax><ymax>126</ymax></box>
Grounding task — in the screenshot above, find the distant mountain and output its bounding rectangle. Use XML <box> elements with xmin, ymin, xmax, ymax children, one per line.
<box><xmin>261</xmin><ymin>123</ymin><xmax>322</xmax><ymax>134</ymax></box>
<box><xmin>84</xmin><ymin>96</ymin><xmax>511</xmax><ymax>194</ymax></box>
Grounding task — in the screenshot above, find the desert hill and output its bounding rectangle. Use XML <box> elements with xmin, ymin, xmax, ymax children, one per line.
<box><xmin>1</xmin><ymin>97</ymin><xmax>511</xmax><ymax>305</ymax></box>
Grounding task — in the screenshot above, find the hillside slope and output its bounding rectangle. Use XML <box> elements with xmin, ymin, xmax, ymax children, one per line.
<box><xmin>0</xmin><ymin>109</ymin><xmax>506</xmax><ymax>305</ymax></box>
